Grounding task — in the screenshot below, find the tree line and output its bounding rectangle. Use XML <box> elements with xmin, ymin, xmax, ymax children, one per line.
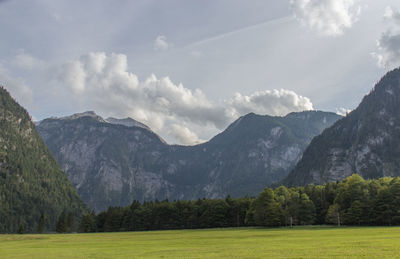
<box><xmin>75</xmin><ymin>174</ymin><xmax>400</xmax><ymax>233</ymax></box>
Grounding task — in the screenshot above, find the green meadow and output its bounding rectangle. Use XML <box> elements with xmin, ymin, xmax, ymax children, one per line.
<box><xmin>1</xmin><ymin>226</ymin><xmax>400</xmax><ymax>258</ymax></box>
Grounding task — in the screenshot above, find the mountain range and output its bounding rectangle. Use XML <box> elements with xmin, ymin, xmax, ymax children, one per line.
<box><xmin>3</xmin><ymin>66</ymin><xmax>400</xmax><ymax>228</ymax></box>
<box><xmin>37</xmin><ymin>110</ymin><xmax>340</xmax><ymax>212</ymax></box>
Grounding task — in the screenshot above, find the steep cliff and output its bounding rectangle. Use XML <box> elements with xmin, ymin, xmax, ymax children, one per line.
<box><xmin>284</xmin><ymin>68</ymin><xmax>400</xmax><ymax>186</ymax></box>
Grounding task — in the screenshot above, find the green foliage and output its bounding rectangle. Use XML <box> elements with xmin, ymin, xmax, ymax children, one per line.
<box><xmin>78</xmin><ymin>174</ymin><xmax>400</xmax><ymax>232</ymax></box>
<box><xmin>0</xmin><ymin>86</ymin><xmax>86</xmax><ymax>233</ymax></box>
<box><xmin>298</xmin><ymin>193</ymin><xmax>316</xmax><ymax>225</ymax></box>
<box><xmin>325</xmin><ymin>204</ymin><xmax>341</xmax><ymax>226</ymax></box>
<box><xmin>79</xmin><ymin>197</ymin><xmax>251</xmax><ymax>232</ymax></box>
<box><xmin>248</xmin><ymin>188</ymin><xmax>283</xmax><ymax>227</ymax></box>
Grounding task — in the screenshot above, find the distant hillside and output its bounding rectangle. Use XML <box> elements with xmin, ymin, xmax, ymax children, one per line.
<box><xmin>0</xmin><ymin>86</ymin><xmax>86</xmax><ymax>233</ymax></box>
<box><xmin>284</xmin><ymin>68</ymin><xmax>400</xmax><ymax>186</ymax></box>
<box><xmin>38</xmin><ymin>109</ymin><xmax>340</xmax><ymax>212</ymax></box>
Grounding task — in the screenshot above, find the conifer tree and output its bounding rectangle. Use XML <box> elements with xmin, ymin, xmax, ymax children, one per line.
<box><xmin>56</xmin><ymin>211</ymin><xmax>67</xmax><ymax>233</ymax></box>
<box><xmin>37</xmin><ymin>213</ymin><xmax>45</xmax><ymax>233</ymax></box>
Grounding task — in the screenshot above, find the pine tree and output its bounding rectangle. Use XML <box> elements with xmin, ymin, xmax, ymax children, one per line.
<box><xmin>37</xmin><ymin>213</ymin><xmax>45</xmax><ymax>233</ymax></box>
<box><xmin>78</xmin><ymin>211</ymin><xmax>97</xmax><ymax>233</ymax></box>
<box><xmin>17</xmin><ymin>224</ymin><xmax>24</xmax><ymax>234</ymax></box>
<box><xmin>67</xmin><ymin>212</ymin><xmax>74</xmax><ymax>233</ymax></box>
<box><xmin>56</xmin><ymin>211</ymin><xmax>67</xmax><ymax>233</ymax></box>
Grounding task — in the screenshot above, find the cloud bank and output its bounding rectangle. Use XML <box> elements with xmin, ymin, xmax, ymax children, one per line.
<box><xmin>55</xmin><ymin>52</ymin><xmax>313</xmax><ymax>145</ymax></box>
<box><xmin>375</xmin><ymin>7</ymin><xmax>400</xmax><ymax>68</ymax></box>
<box><xmin>291</xmin><ymin>0</ymin><xmax>362</xmax><ymax>36</ymax></box>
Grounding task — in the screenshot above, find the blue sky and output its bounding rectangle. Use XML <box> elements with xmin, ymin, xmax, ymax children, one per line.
<box><xmin>1</xmin><ymin>0</ymin><xmax>400</xmax><ymax>144</ymax></box>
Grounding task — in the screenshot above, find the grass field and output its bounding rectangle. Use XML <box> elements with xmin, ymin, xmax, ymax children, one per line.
<box><xmin>1</xmin><ymin>226</ymin><xmax>400</xmax><ymax>258</ymax></box>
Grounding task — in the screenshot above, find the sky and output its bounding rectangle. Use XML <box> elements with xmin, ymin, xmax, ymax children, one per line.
<box><xmin>1</xmin><ymin>0</ymin><xmax>400</xmax><ymax>145</ymax></box>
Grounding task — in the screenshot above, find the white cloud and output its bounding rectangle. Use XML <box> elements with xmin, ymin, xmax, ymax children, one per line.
<box><xmin>336</xmin><ymin>107</ymin><xmax>351</xmax><ymax>116</ymax></box>
<box><xmin>291</xmin><ymin>0</ymin><xmax>362</xmax><ymax>36</ymax></box>
<box><xmin>229</xmin><ymin>90</ymin><xmax>313</xmax><ymax>118</ymax></box>
<box><xmin>153</xmin><ymin>35</ymin><xmax>171</xmax><ymax>51</ymax></box>
<box><xmin>58</xmin><ymin>60</ymin><xmax>86</xmax><ymax>94</ymax></box>
<box><xmin>56</xmin><ymin>52</ymin><xmax>314</xmax><ymax>145</ymax></box>
<box><xmin>0</xmin><ymin>64</ymin><xmax>33</xmax><ymax>106</ymax></box>
<box><xmin>12</xmin><ymin>51</ymin><xmax>45</xmax><ymax>70</ymax></box>
<box><xmin>169</xmin><ymin>124</ymin><xmax>203</xmax><ymax>145</ymax></box>
<box><xmin>384</xmin><ymin>6</ymin><xmax>400</xmax><ymax>22</ymax></box>
<box><xmin>374</xmin><ymin>6</ymin><xmax>400</xmax><ymax>68</ymax></box>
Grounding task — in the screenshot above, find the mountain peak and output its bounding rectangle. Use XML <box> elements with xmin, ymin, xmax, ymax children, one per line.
<box><xmin>60</xmin><ymin>111</ymin><xmax>106</xmax><ymax>122</ymax></box>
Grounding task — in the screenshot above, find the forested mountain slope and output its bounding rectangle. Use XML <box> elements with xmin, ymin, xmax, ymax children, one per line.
<box><xmin>0</xmin><ymin>87</ymin><xmax>86</xmax><ymax>233</ymax></box>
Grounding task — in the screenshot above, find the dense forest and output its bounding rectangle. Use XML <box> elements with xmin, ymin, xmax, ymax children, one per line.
<box><xmin>78</xmin><ymin>174</ymin><xmax>400</xmax><ymax>233</ymax></box>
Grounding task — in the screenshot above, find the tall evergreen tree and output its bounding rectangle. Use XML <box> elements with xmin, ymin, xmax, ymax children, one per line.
<box><xmin>56</xmin><ymin>211</ymin><xmax>67</xmax><ymax>233</ymax></box>
<box><xmin>67</xmin><ymin>212</ymin><xmax>74</xmax><ymax>233</ymax></box>
<box><xmin>37</xmin><ymin>213</ymin><xmax>45</xmax><ymax>233</ymax></box>
<box><xmin>78</xmin><ymin>211</ymin><xmax>97</xmax><ymax>233</ymax></box>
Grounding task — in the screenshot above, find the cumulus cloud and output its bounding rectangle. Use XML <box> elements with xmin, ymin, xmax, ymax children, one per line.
<box><xmin>153</xmin><ymin>35</ymin><xmax>171</xmax><ymax>51</ymax></box>
<box><xmin>56</xmin><ymin>52</ymin><xmax>314</xmax><ymax>145</ymax></box>
<box><xmin>291</xmin><ymin>0</ymin><xmax>362</xmax><ymax>36</ymax></box>
<box><xmin>229</xmin><ymin>90</ymin><xmax>313</xmax><ymax>118</ymax></box>
<box><xmin>58</xmin><ymin>60</ymin><xmax>86</xmax><ymax>94</ymax></box>
<box><xmin>374</xmin><ymin>7</ymin><xmax>400</xmax><ymax>68</ymax></box>
<box><xmin>169</xmin><ymin>124</ymin><xmax>203</xmax><ymax>145</ymax></box>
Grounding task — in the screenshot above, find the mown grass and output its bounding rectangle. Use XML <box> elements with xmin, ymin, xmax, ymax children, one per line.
<box><xmin>1</xmin><ymin>226</ymin><xmax>400</xmax><ymax>258</ymax></box>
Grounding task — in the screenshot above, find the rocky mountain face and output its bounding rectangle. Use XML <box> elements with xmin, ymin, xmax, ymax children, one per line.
<box><xmin>37</xmin><ymin>110</ymin><xmax>340</xmax><ymax>212</ymax></box>
<box><xmin>284</xmin><ymin>68</ymin><xmax>400</xmax><ymax>186</ymax></box>
<box><xmin>0</xmin><ymin>87</ymin><xmax>86</xmax><ymax>233</ymax></box>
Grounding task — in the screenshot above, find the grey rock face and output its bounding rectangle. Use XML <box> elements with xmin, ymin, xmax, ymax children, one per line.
<box><xmin>106</xmin><ymin>117</ymin><xmax>151</xmax><ymax>131</ymax></box>
<box><xmin>284</xmin><ymin>68</ymin><xmax>400</xmax><ymax>186</ymax></box>
<box><xmin>37</xmin><ymin>111</ymin><xmax>340</xmax><ymax>212</ymax></box>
